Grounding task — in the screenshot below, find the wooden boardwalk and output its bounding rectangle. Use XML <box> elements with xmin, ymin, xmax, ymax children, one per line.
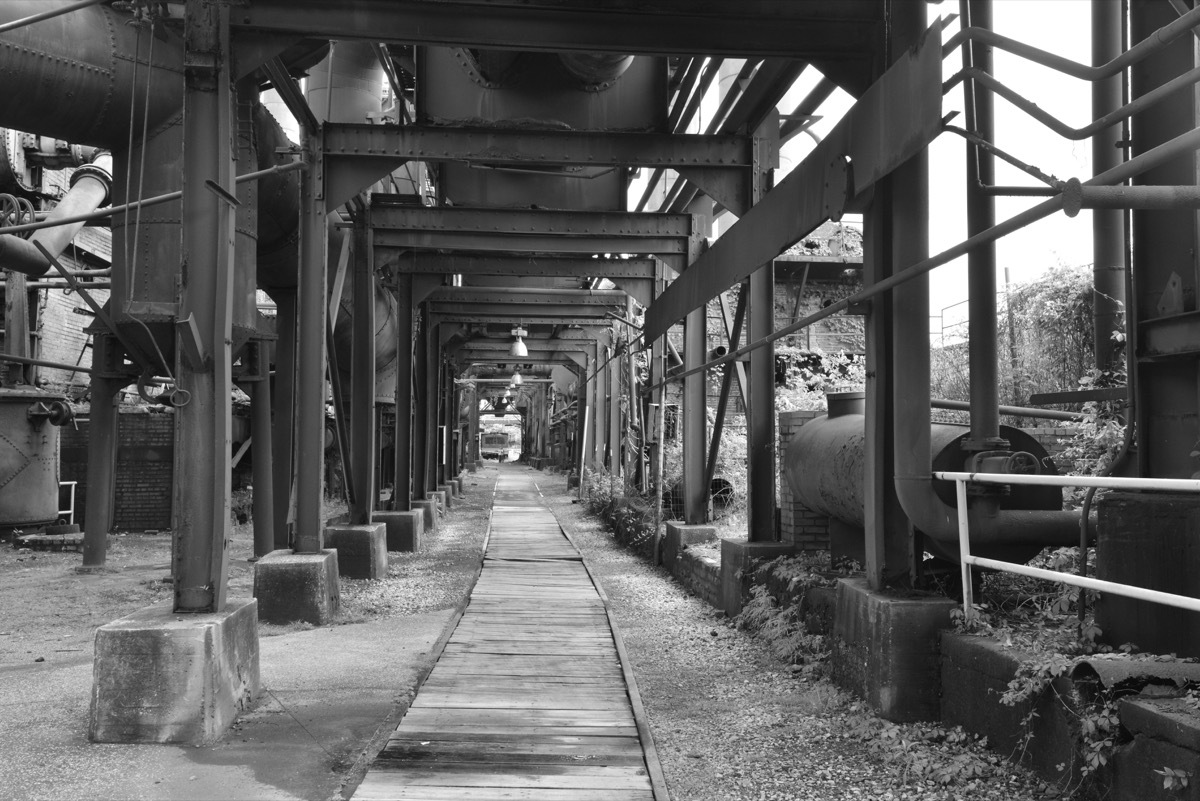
<box><xmin>353</xmin><ymin>469</ymin><xmax>663</xmax><ymax>801</ymax></box>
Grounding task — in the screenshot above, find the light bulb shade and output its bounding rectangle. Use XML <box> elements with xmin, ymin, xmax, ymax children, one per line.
<box><xmin>511</xmin><ymin>371</ymin><xmax>523</xmax><ymax>386</ymax></box>
<box><xmin>510</xmin><ymin>336</ymin><xmax>528</xmax><ymax>357</ymax></box>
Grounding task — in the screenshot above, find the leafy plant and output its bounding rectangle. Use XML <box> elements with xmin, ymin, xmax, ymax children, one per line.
<box><xmin>1155</xmin><ymin>766</ymin><xmax>1192</xmax><ymax>793</ymax></box>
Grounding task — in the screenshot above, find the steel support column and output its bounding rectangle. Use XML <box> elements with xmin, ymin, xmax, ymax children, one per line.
<box><xmin>247</xmin><ymin>339</ymin><xmax>275</xmax><ymax>558</ymax></box>
<box><xmin>682</xmin><ymin>308</ymin><xmax>708</xmax><ymax>523</ymax></box>
<box><xmin>962</xmin><ymin>0</ymin><xmax>1002</xmax><ymax>450</ymax></box>
<box><xmin>81</xmin><ymin>334</ymin><xmax>121</xmax><ymax>568</ymax></box>
<box><xmin>412</xmin><ymin>311</ymin><xmax>430</xmax><ymax>498</ymax></box>
<box><xmin>271</xmin><ymin>290</ymin><xmax>297</xmax><ymax>548</ymax></box>
<box><xmin>608</xmin><ymin>340</ymin><xmax>621</xmax><ymax>476</ymax></box>
<box><xmin>747</xmin><ymin>132</ymin><xmax>777</xmax><ymax>542</ymax></box>
<box><xmin>391</xmin><ymin>275</ymin><xmax>413</xmax><ymax>511</ymax></box>
<box><xmin>349</xmin><ymin>214</ymin><xmax>375</xmax><ymax>524</ymax></box>
<box><xmin>1092</xmin><ymin>0</ymin><xmax>1126</xmax><ymax>372</ymax></box>
<box><xmin>173</xmin><ymin>0</ymin><xmax>235</xmax><ymax>611</ymax></box>
<box><xmin>293</xmin><ymin>126</ymin><xmax>328</xmax><ymax>552</ymax></box>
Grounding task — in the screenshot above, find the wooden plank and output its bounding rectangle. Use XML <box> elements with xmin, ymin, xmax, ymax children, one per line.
<box><xmin>355</xmin><ymin>784</ymin><xmax>652</xmax><ymax>800</ymax></box>
<box><xmin>357</xmin><ymin>764</ymin><xmax>650</xmax><ymax>789</ymax></box>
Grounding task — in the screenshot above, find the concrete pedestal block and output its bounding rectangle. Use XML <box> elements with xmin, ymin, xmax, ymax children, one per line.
<box><xmin>429</xmin><ymin>489</ymin><xmax>449</xmax><ymax>512</ymax></box>
<box><xmin>325</xmin><ymin>523</ymin><xmax>388</xmax><ymax>579</ymax></box>
<box><xmin>412</xmin><ymin>498</ymin><xmax>438</xmax><ymax>531</ymax></box>
<box><xmin>453</xmin><ymin>477</ymin><xmax>465</xmax><ymax>495</ymax></box>
<box><xmin>437</xmin><ymin>484</ymin><xmax>455</xmax><ymax>507</ymax></box>
<box><xmin>831</xmin><ymin>577</ymin><xmax>955</xmax><ymax>722</ymax></box>
<box><xmin>662</xmin><ymin>521</ymin><xmax>717</xmax><ymax>567</ymax></box>
<box><xmin>372</xmin><ymin>510</ymin><xmax>423</xmax><ymax>552</ymax></box>
<box><xmin>253</xmin><ymin>550</ymin><xmax>340</xmax><ymax>625</ymax></box>
<box><xmin>720</xmin><ymin>538</ymin><xmax>798</xmax><ymax>617</ymax></box>
<box><xmin>567</xmin><ymin>473</ymin><xmax>580</xmax><ymax>489</ymax></box>
<box><xmin>89</xmin><ymin>599</ymin><xmax>259</xmax><ymax>744</ymax></box>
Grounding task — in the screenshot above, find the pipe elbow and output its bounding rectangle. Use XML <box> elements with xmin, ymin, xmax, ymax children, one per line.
<box><xmin>0</xmin><ymin>233</ymin><xmax>50</xmax><ymax>277</ymax></box>
<box><xmin>69</xmin><ymin>151</ymin><xmax>113</xmax><ymax>207</ymax></box>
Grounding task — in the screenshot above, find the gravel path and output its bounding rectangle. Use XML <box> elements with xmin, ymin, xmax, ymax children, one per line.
<box><xmin>530</xmin><ymin>468</ymin><xmax>1053</xmax><ymax>801</ymax></box>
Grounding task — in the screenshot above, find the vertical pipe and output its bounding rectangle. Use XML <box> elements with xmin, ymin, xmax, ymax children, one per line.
<box><xmin>608</xmin><ymin>341</ymin><xmax>621</xmax><ymax>479</ymax></box>
<box><xmin>349</xmin><ymin>216</ymin><xmax>375</xmax><ymax>525</ymax></box>
<box><xmin>271</xmin><ymin>290</ymin><xmax>297</xmax><ymax>547</ymax></box>
<box><xmin>3</xmin><ymin>271</ymin><xmax>31</xmax><ymax>384</ymax></box>
<box><xmin>293</xmin><ymin>124</ymin><xmax>328</xmax><ymax>553</ymax></box>
<box><xmin>249</xmin><ymin>341</ymin><xmax>275</xmax><ymax>558</ymax></box>
<box><xmin>747</xmin><ymin>267</ymin><xmax>776</xmax><ymax>541</ymax></box>
<box><xmin>174</xmin><ymin>0</ymin><xmax>235</xmax><ymax>612</ymax></box>
<box><xmin>391</xmin><ymin>275</ymin><xmax>413</xmax><ymax>511</ymax></box>
<box><xmin>1092</xmin><ymin>0</ymin><xmax>1127</xmax><ymax>372</ymax></box>
<box><xmin>81</xmin><ymin>336</ymin><xmax>120</xmax><ymax>567</ymax></box>
<box><xmin>962</xmin><ymin>0</ymin><xmax>1001</xmax><ymax>448</ymax></box>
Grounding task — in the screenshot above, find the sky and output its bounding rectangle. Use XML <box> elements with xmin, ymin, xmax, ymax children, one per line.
<box><xmin>769</xmin><ymin>1</ymin><xmax>1095</xmax><ymax>344</ymax></box>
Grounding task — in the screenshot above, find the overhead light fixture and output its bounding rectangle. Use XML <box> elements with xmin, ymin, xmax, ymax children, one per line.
<box><xmin>511</xmin><ymin>370</ymin><xmax>523</xmax><ymax>386</ymax></box>
<box><xmin>510</xmin><ymin>326</ymin><xmax>528</xmax><ymax>358</ymax></box>
<box><xmin>503</xmin><ymin>387</ymin><xmax>512</xmax><ymax>399</ymax></box>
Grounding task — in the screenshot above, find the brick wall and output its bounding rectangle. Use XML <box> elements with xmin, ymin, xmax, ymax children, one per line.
<box><xmin>672</xmin><ymin>549</ymin><xmax>722</xmax><ymax>609</ymax></box>
<box><xmin>778</xmin><ymin>409</ymin><xmax>830</xmax><ymax>551</ymax></box>
<box><xmin>61</xmin><ymin>409</ymin><xmax>174</xmax><ymax>532</ymax></box>
<box><xmin>36</xmin><ymin>284</ymin><xmax>108</xmax><ymax>397</ymax></box>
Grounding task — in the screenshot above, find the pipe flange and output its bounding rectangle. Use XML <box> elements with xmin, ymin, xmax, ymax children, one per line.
<box><xmin>70</xmin><ymin>159</ymin><xmax>113</xmax><ymax>206</ymax></box>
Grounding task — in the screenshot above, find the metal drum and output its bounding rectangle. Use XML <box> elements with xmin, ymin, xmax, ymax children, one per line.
<box><xmin>0</xmin><ymin>387</ymin><xmax>63</xmax><ymax>530</ymax></box>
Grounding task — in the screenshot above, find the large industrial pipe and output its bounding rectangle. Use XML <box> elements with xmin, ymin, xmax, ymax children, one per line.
<box><xmin>0</xmin><ymin>152</ymin><xmax>111</xmax><ymax>276</ymax></box>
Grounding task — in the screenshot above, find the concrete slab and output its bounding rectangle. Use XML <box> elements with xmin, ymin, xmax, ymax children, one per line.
<box><xmin>662</xmin><ymin>521</ymin><xmax>717</xmax><ymax>568</ymax></box>
<box><xmin>325</xmin><ymin>523</ymin><xmax>388</xmax><ymax>580</ymax></box>
<box><xmin>253</xmin><ymin>549</ymin><xmax>340</xmax><ymax>625</ymax></box>
<box><xmin>374</xmin><ymin>509</ymin><xmax>423</xmax><ymax>552</ymax></box>
<box><xmin>830</xmin><ymin>577</ymin><xmax>955</xmax><ymax>722</ymax></box>
<box><xmin>90</xmin><ymin>599</ymin><xmax>259</xmax><ymax>745</ymax></box>
<box><xmin>719</xmin><ymin>538</ymin><xmax>798</xmax><ymax>617</ymax></box>
<box><xmin>436</xmin><ymin>484</ymin><xmax>455</xmax><ymax>508</ymax></box>
<box><xmin>412</xmin><ymin>498</ymin><xmax>439</xmax><ymax>531</ymax></box>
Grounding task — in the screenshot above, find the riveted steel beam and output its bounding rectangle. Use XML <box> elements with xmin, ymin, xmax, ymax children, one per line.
<box><xmin>431</xmin><ymin>313</ymin><xmax>614</xmax><ymax>326</ymax></box>
<box><xmin>428</xmin><ymin>287</ymin><xmax>627</xmax><ymax>306</ymax></box>
<box><xmin>325</xmin><ymin>123</ymin><xmax>752</xmax><ymax>167</ymax></box>
<box><xmin>231</xmin><ymin>1</ymin><xmax>880</xmax><ymax>60</ymax></box>
<box><xmin>373</xmin><ymin>205</ymin><xmax>692</xmax><ymax>238</ymax></box>
<box><xmin>388</xmin><ymin>252</ymin><xmax>657</xmax><ymax>280</ymax></box>
<box><xmin>428</xmin><ymin>302</ymin><xmax>620</xmax><ymax>320</ymax></box>
<box><xmin>644</xmin><ymin>23</ymin><xmax>944</xmax><ymax>342</ymax></box>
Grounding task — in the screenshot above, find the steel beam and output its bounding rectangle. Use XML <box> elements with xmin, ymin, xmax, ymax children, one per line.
<box><xmin>349</xmin><ymin>214</ymin><xmax>375</xmax><ymax>524</ymax></box>
<box><xmin>232</xmin><ymin>1</ymin><xmax>881</xmax><ymax>60</ymax></box>
<box><xmin>391</xmin><ymin>252</ymin><xmax>657</xmax><ymax>280</ymax></box>
<box><xmin>271</xmin><ymin>290</ymin><xmax>297</xmax><ymax>548</ymax></box>
<box><xmin>243</xmin><ymin>339</ymin><xmax>276</xmax><ymax>558</ymax></box>
<box><xmin>173</xmin><ymin>0</ymin><xmax>236</xmax><ymax>612</ymax></box>
<box><xmin>81</xmin><ymin>334</ymin><xmax>121</xmax><ymax>568</ymax></box>
<box><xmin>412</xmin><ymin>313</ymin><xmax>430</xmax><ymax>498</ymax></box>
<box><xmin>431</xmin><ymin>313</ymin><xmax>616</xmax><ymax>327</ymax></box>
<box><xmin>391</xmin><ymin>275</ymin><xmax>414</xmax><ymax>512</ymax></box>
<box><xmin>327</xmin><ymin>123</ymin><xmax>752</xmax><ymax>167</ymax></box>
<box><xmin>644</xmin><ymin>24</ymin><xmax>944</xmax><ymax>343</ymax></box>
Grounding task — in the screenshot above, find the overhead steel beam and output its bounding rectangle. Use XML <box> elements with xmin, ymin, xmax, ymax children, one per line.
<box><xmin>431</xmin><ymin>313</ymin><xmax>615</xmax><ymax>326</ymax></box>
<box><xmin>428</xmin><ymin>287</ymin><xmax>627</xmax><ymax>306</ymax></box>
<box><xmin>232</xmin><ymin>1</ymin><xmax>881</xmax><ymax>59</ymax></box>
<box><xmin>327</xmin><ymin>123</ymin><xmax>752</xmax><ymax>167</ymax></box>
<box><xmin>643</xmin><ymin>23</ymin><xmax>944</xmax><ymax>343</ymax></box>
<box><xmin>428</xmin><ymin>301</ymin><xmax>621</xmax><ymax>319</ymax></box>
<box><xmin>373</xmin><ymin>205</ymin><xmax>692</xmax><ymax>238</ymax></box>
<box><xmin>389</xmin><ymin>253</ymin><xmax>657</xmax><ymax>284</ymax></box>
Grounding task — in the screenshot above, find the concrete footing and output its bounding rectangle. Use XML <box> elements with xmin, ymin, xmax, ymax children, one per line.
<box><xmin>253</xmin><ymin>550</ymin><xmax>340</xmax><ymax>625</ymax></box>
<box><xmin>325</xmin><ymin>523</ymin><xmax>388</xmax><ymax>579</ymax></box>
<box><xmin>662</xmin><ymin>521</ymin><xmax>716</xmax><ymax>568</ymax></box>
<box><xmin>373</xmin><ymin>510</ymin><xmax>423</xmax><ymax>552</ymax></box>
<box><xmin>720</xmin><ymin>539</ymin><xmax>798</xmax><ymax>617</ymax></box>
<box><xmin>830</xmin><ymin>577</ymin><xmax>955</xmax><ymax>722</ymax></box>
<box><xmin>89</xmin><ymin>599</ymin><xmax>259</xmax><ymax>744</ymax></box>
<box><xmin>428</xmin><ymin>489</ymin><xmax>448</xmax><ymax>512</ymax></box>
<box><xmin>412</xmin><ymin>498</ymin><xmax>439</xmax><ymax>532</ymax></box>
<box><xmin>436</xmin><ymin>484</ymin><xmax>455</xmax><ymax>508</ymax></box>
<box><xmin>567</xmin><ymin>473</ymin><xmax>580</xmax><ymax>489</ymax></box>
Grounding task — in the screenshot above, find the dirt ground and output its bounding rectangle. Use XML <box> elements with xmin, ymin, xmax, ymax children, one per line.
<box><xmin>0</xmin><ymin>527</ymin><xmax>259</xmax><ymax>666</ymax></box>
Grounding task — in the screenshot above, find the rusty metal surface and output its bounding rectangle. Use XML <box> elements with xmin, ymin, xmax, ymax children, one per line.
<box><xmin>643</xmin><ymin>23</ymin><xmax>944</xmax><ymax>343</ymax></box>
<box><xmin>389</xmin><ymin>253</ymin><xmax>657</xmax><ymax>279</ymax></box>
<box><xmin>1072</xmin><ymin>658</ymin><xmax>1200</xmax><ymax>691</ymax></box>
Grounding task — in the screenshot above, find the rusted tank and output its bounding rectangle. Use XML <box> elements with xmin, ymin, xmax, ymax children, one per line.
<box><xmin>784</xmin><ymin>392</ymin><xmax>1062</xmax><ymax>560</ymax></box>
<box><xmin>0</xmin><ymin>387</ymin><xmax>69</xmax><ymax>530</ymax></box>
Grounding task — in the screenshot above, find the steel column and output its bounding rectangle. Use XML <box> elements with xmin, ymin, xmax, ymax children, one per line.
<box><xmin>682</xmin><ymin>305</ymin><xmax>708</xmax><ymax>523</ymax></box>
<box><xmin>81</xmin><ymin>335</ymin><xmax>121</xmax><ymax>568</ymax></box>
<box><xmin>747</xmin><ymin>130</ymin><xmax>777</xmax><ymax>542</ymax></box>
<box><xmin>349</xmin><ymin>215</ymin><xmax>375</xmax><ymax>524</ymax></box>
<box><xmin>608</xmin><ymin>341</ymin><xmax>621</xmax><ymax>476</ymax></box>
<box><xmin>173</xmin><ymin>0</ymin><xmax>235</xmax><ymax>611</ymax></box>
<box><xmin>962</xmin><ymin>0</ymin><xmax>1002</xmax><ymax>449</ymax></box>
<box><xmin>247</xmin><ymin>340</ymin><xmax>276</xmax><ymax>558</ymax></box>
<box><xmin>412</xmin><ymin>312</ymin><xmax>430</xmax><ymax>498</ymax></box>
<box><xmin>1092</xmin><ymin>0</ymin><xmax>1127</xmax><ymax>372</ymax></box>
<box><xmin>271</xmin><ymin>290</ymin><xmax>297</xmax><ymax>548</ymax></box>
<box><xmin>391</xmin><ymin>275</ymin><xmax>413</xmax><ymax>511</ymax></box>
<box><xmin>293</xmin><ymin>125</ymin><xmax>328</xmax><ymax>552</ymax></box>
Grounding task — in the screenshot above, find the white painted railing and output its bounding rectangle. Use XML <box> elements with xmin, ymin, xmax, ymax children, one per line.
<box><xmin>932</xmin><ymin>471</ymin><xmax>1200</xmax><ymax>620</ymax></box>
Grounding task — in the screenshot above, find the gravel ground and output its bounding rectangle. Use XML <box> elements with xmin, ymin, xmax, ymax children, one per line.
<box><xmin>531</xmin><ymin>469</ymin><xmax>1055</xmax><ymax>801</ymax></box>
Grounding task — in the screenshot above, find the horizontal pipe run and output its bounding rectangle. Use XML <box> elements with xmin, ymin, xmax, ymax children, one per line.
<box><xmin>1063</xmin><ymin>183</ymin><xmax>1200</xmax><ymax>215</ymax></box>
<box><xmin>646</xmin><ymin>123</ymin><xmax>1200</xmax><ymax>393</ymax></box>
<box><xmin>943</xmin><ymin>5</ymin><xmax>1200</xmax><ymax>80</ymax></box>
<box><xmin>0</xmin><ymin>161</ymin><xmax>307</xmax><ymax>238</ymax></box>
<box><xmin>969</xmin><ymin>553</ymin><xmax>1200</xmax><ymax>615</ymax></box>
<box><xmin>0</xmin><ymin>0</ymin><xmax>106</xmax><ymax>34</ymax></box>
<box><xmin>935</xmin><ymin>470</ymin><xmax>1200</xmax><ymax>493</ymax></box>
<box><xmin>946</xmin><ymin>63</ymin><xmax>1200</xmax><ymax>141</ymax></box>
<box><xmin>0</xmin><ymin>353</ymin><xmax>92</xmax><ymax>374</ymax></box>
<box><xmin>931</xmin><ymin>398</ymin><xmax>1083</xmax><ymax>421</ymax></box>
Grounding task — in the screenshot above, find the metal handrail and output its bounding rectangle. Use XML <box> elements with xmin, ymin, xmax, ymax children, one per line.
<box><xmin>933</xmin><ymin>470</ymin><xmax>1200</xmax><ymax>621</ymax></box>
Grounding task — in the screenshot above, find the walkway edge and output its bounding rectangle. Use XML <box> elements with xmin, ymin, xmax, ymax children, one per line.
<box><xmin>545</xmin><ymin>492</ymin><xmax>672</xmax><ymax>801</ymax></box>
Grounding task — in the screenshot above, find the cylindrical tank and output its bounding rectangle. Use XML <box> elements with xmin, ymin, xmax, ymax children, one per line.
<box><xmin>0</xmin><ymin>387</ymin><xmax>62</xmax><ymax>530</ymax></box>
<box><xmin>784</xmin><ymin>392</ymin><xmax>1062</xmax><ymax>559</ymax></box>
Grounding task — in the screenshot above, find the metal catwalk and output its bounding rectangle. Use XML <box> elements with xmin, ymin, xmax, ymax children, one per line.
<box><xmin>354</xmin><ymin>467</ymin><xmax>665</xmax><ymax>800</ymax></box>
